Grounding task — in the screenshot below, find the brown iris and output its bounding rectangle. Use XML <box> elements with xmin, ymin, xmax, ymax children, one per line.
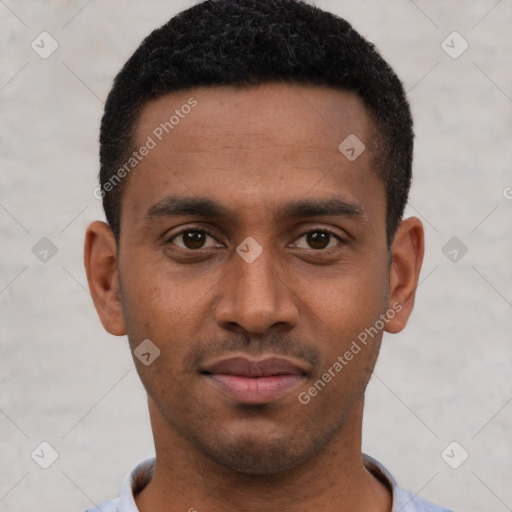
<box><xmin>183</xmin><ymin>230</ymin><xmax>207</xmax><ymax>249</ymax></box>
<box><xmin>306</xmin><ymin>231</ymin><xmax>331</xmax><ymax>249</ymax></box>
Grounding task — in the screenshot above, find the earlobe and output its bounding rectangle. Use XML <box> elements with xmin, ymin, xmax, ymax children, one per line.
<box><xmin>84</xmin><ymin>221</ymin><xmax>127</xmax><ymax>336</ymax></box>
<box><xmin>385</xmin><ymin>217</ymin><xmax>425</xmax><ymax>334</ymax></box>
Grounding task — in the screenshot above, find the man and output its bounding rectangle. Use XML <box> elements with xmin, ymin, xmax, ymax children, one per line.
<box><xmin>84</xmin><ymin>0</ymin><xmax>451</xmax><ymax>510</ymax></box>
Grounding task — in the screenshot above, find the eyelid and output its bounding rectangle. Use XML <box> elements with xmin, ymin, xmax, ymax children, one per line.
<box><xmin>291</xmin><ymin>227</ymin><xmax>346</xmax><ymax>246</ymax></box>
<box><xmin>165</xmin><ymin>225</ymin><xmax>223</xmax><ymax>248</ymax></box>
<box><xmin>164</xmin><ymin>224</ymin><xmax>347</xmax><ymax>251</ymax></box>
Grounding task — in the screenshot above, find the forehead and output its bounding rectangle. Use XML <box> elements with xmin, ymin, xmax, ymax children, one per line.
<box><xmin>135</xmin><ymin>83</ymin><xmax>373</xmax><ymax>153</ymax></box>
<box><xmin>122</xmin><ymin>83</ymin><xmax>383</xmax><ymax>229</ymax></box>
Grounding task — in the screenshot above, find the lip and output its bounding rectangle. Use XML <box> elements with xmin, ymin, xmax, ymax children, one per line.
<box><xmin>200</xmin><ymin>356</ymin><xmax>308</xmax><ymax>405</ymax></box>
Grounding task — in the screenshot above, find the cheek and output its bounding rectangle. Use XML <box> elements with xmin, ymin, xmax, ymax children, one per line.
<box><xmin>298</xmin><ymin>270</ymin><xmax>388</xmax><ymax>408</ymax></box>
<box><xmin>118</xmin><ymin>255</ymin><xmax>222</xmax><ymax>371</ymax></box>
<box><xmin>120</xmin><ymin>274</ymin><xmax>173</xmax><ymax>329</ymax></box>
<box><xmin>119</xmin><ymin>267</ymin><xmax>201</xmax><ymax>392</ymax></box>
<box><xmin>295</xmin><ymin>260</ymin><xmax>389</xmax><ymax>339</ymax></box>
<box><xmin>119</xmin><ymin>254</ymin><xmax>201</xmax><ymax>322</ymax></box>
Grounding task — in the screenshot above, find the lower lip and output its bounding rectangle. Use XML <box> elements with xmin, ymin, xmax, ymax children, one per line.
<box><xmin>205</xmin><ymin>374</ymin><xmax>305</xmax><ymax>404</ymax></box>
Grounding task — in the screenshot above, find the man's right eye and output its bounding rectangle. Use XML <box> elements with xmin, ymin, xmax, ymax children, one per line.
<box><xmin>167</xmin><ymin>228</ymin><xmax>222</xmax><ymax>250</ymax></box>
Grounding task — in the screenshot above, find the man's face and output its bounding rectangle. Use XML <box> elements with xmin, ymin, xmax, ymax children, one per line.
<box><xmin>115</xmin><ymin>83</ymin><xmax>392</xmax><ymax>473</ymax></box>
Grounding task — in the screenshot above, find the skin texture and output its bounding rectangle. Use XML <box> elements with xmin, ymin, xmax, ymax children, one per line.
<box><xmin>84</xmin><ymin>83</ymin><xmax>424</xmax><ymax>512</ymax></box>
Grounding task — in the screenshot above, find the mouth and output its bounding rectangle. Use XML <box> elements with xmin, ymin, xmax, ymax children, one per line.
<box><xmin>200</xmin><ymin>356</ymin><xmax>308</xmax><ymax>405</ymax></box>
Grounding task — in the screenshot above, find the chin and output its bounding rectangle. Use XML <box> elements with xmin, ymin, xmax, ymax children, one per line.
<box><xmin>192</xmin><ymin>424</ymin><xmax>327</xmax><ymax>475</ymax></box>
<box><xmin>204</xmin><ymin>443</ymin><xmax>309</xmax><ymax>475</ymax></box>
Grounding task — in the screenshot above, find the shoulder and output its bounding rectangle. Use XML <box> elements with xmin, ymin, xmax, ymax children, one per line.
<box><xmin>81</xmin><ymin>457</ymin><xmax>155</xmax><ymax>512</ymax></box>
<box><xmin>393</xmin><ymin>487</ymin><xmax>453</xmax><ymax>512</ymax></box>
<box><xmin>83</xmin><ymin>498</ymin><xmax>119</xmax><ymax>512</ymax></box>
<box><xmin>362</xmin><ymin>454</ymin><xmax>452</xmax><ymax>512</ymax></box>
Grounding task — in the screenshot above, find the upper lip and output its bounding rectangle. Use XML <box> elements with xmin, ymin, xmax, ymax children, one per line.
<box><xmin>200</xmin><ymin>356</ymin><xmax>308</xmax><ymax>377</ymax></box>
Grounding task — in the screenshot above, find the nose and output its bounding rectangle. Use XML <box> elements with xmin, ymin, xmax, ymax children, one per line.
<box><xmin>213</xmin><ymin>245</ymin><xmax>299</xmax><ymax>335</ymax></box>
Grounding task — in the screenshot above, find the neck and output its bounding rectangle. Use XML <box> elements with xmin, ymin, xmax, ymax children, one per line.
<box><xmin>135</xmin><ymin>398</ymin><xmax>392</xmax><ymax>512</ymax></box>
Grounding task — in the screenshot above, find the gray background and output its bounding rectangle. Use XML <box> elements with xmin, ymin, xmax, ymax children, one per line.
<box><xmin>1</xmin><ymin>1</ymin><xmax>511</xmax><ymax>510</ymax></box>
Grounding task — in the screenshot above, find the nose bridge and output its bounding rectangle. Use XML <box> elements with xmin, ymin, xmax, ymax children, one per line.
<box><xmin>237</xmin><ymin>247</ymin><xmax>278</xmax><ymax>305</ymax></box>
<box><xmin>214</xmin><ymin>240</ymin><xmax>298</xmax><ymax>333</ymax></box>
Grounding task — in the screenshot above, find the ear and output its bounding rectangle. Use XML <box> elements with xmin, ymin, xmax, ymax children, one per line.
<box><xmin>385</xmin><ymin>216</ymin><xmax>425</xmax><ymax>334</ymax></box>
<box><xmin>84</xmin><ymin>221</ymin><xmax>126</xmax><ymax>336</ymax></box>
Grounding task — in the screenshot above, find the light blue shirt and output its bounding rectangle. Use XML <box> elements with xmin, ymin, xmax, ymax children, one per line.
<box><xmin>85</xmin><ymin>455</ymin><xmax>452</xmax><ymax>512</ymax></box>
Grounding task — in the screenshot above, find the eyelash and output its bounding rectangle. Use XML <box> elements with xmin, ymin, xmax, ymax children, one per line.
<box><xmin>166</xmin><ymin>227</ymin><xmax>218</xmax><ymax>247</ymax></box>
<box><xmin>295</xmin><ymin>228</ymin><xmax>344</xmax><ymax>249</ymax></box>
<box><xmin>166</xmin><ymin>227</ymin><xmax>345</xmax><ymax>250</ymax></box>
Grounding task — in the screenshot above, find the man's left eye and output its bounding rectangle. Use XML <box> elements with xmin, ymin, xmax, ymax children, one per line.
<box><xmin>169</xmin><ymin>229</ymin><xmax>220</xmax><ymax>250</ymax></box>
<box><xmin>293</xmin><ymin>230</ymin><xmax>342</xmax><ymax>250</ymax></box>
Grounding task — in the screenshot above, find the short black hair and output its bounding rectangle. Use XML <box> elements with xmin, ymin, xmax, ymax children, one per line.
<box><xmin>99</xmin><ymin>0</ymin><xmax>413</xmax><ymax>244</ymax></box>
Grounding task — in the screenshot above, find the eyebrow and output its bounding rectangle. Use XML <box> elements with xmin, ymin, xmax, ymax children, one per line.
<box><xmin>144</xmin><ymin>195</ymin><xmax>230</xmax><ymax>221</ymax></box>
<box><xmin>279</xmin><ymin>198</ymin><xmax>365</xmax><ymax>220</ymax></box>
<box><xmin>143</xmin><ymin>195</ymin><xmax>366</xmax><ymax>224</ymax></box>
